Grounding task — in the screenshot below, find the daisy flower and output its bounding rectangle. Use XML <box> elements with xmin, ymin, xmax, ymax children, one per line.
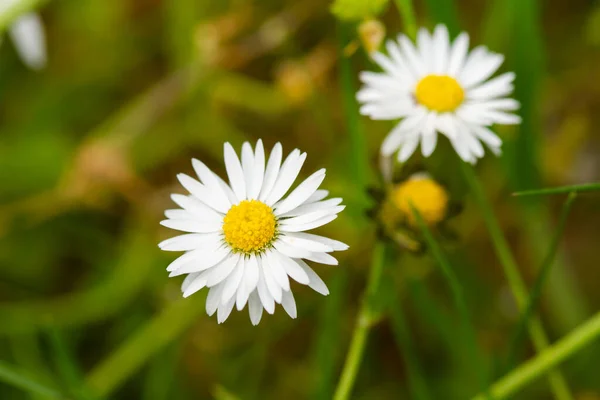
<box><xmin>357</xmin><ymin>24</ymin><xmax>521</xmax><ymax>163</ymax></box>
<box><xmin>0</xmin><ymin>10</ymin><xmax>47</xmax><ymax>70</ymax></box>
<box><xmin>159</xmin><ymin>140</ymin><xmax>348</xmax><ymax>325</ymax></box>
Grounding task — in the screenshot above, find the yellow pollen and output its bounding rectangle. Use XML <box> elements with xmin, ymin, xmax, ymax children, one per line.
<box><xmin>392</xmin><ymin>176</ymin><xmax>449</xmax><ymax>226</ymax></box>
<box><xmin>415</xmin><ymin>75</ymin><xmax>464</xmax><ymax>112</ymax></box>
<box><xmin>223</xmin><ymin>200</ymin><xmax>277</xmax><ymax>254</ymax></box>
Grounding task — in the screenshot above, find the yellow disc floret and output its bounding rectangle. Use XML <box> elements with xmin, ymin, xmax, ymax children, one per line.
<box><xmin>415</xmin><ymin>75</ymin><xmax>464</xmax><ymax>112</ymax></box>
<box><xmin>392</xmin><ymin>175</ymin><xmax>449</xmax><ymax>226</ymax></box>
<box><xmin>223</xmin><ymin>200</ymin><xmax>277</xmax><ymax>254</ymax></box>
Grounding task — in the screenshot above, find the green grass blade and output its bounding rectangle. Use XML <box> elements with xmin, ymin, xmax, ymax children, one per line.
<box><xmin>387</xmin><ymin>287</ymin><xmax>432</xmax><ymax>400</ymax></box>
<box><xmin>0</xmin><ymin>361</ymin><xmax>64</xmax><ymax>399</ymax></box>
<box><xmin>393</xmin><ymin>0</ymin><xmax>417</xmax><ymax>38</ymax></box>
<box><xmin>421</xmin><ymin>0</ymin><xmax>460</xmax><ymax>36</ymax></box>
<box><xmin>513</xmin><ymin>183</ymin><xmax>600</xmax><ymax>197</ymax></box>
<box><xmin>410</xmin><ymin>204</ymin><xmax>489</xmax><ymax>396</ymax></box>
<box><xmin>85</xmin><ymin>296</ymin><xmax>204</xmax><ymax>398</ymax></box>
<box><xmin>473</xmin><ymin>310</ymin><xmax>600</xmax><ymax>400</ymax></box>
<box><xmin>505</xmin><ymin>192</ymin><xmax>577</xmax><ymax>370</ymax></box>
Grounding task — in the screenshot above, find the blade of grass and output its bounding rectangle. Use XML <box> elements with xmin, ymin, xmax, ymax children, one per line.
<box><xmin>0</xmin><ymin>361</ymin><xmax>65</xmax><ymax>399</ymax></box>
<box><xmin>505</xmin><ymin>192</ymin><xmax>577</xmax><ymax>370</ymax></box>
<box><xmin>461</xmin><ymin>162</ymin><xmax>573</xmax><ymax>400</ymax></box>
<box><xmin>337</xmin><ymin>20</ymin><xmax>370</xmax><ymax>211</ymax></box>
<box><xmin>333</xmin><ymin>241</ymin><xmax>386</xmax><ymax>400</ymax></box>
<box><xmin>46</xmin><ymin>327</ymin><xmax>95</xmax><ymax>400</ymax></box>
<box><xmin>473</xmin><ymin>310</ymin><xmax>600</xmax><ymax>400</ymax></box>
<box><xmin>393</xmin><ymin>0</ymin><xmax>417</xmax><ymax>38</ymax></box>
<box><xmin>410</xmin><ymin>205</ymin><xmax>489</xmax><ymax>397</ymax></box>
<box><xmin>85</xmin><ymin>296</ymin><xmax>204</xmax><ymax>398</ymax></box>
<box><xmin>420</xmin><ymin>0</ymin><xmax>460</xmax><ymax>36</ymax></box>
<box><xmin>513</xmin><ymin>183</ymin><xmax>600</xmax><ymax>197</ymax></box>
<box><xmin>387</xmin><ymin>286</ymin><xmax>432</xmax><ymax>400</ymax></box>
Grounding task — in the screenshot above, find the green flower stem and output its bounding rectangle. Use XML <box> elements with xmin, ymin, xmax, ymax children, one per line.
<box><xmin>506</xmin><ymin>192</ymin><xmax>577</xmax><ymax>369</ymax></box>
<box><xmin>85</xmin><ymin>296</ymin><xmax>204</xmax><ymax>398</ymax></box>
<box><xmin>473</xmin><ymin>310</ymin><xmax>600</xmax><ymax>400</ymax></box>
<box><xmin>0</xmin><ymin>361</ymin><xmax>65</xmax><ymax>399</ymax></box>
<box><xmin>411</xmin><ymin>205</ymin><xmax>489</xmax><ymax>396</ymax></box>
<box><xmin>0</xmin><ymin>0</ymin><xmax>49</xmax><ymax>30</ymax></box>
<box><xmin>513</xmin><ymin>183</ymin><xmax>600</xmax><ymax>197</ymax></box>
<box><xmin>460</xmin><ymin>162</ymin><xmax>573</xmax><ymax>400</ymax></box>
<box><xmin>333</xmin><ymin>242</ymin><xmax>386</xmax><ymax>400</ymax></box>
<box><xmin>393</xmin><ymin>0</ymin><xmax>417</xmax><ymax>39</ymax></box>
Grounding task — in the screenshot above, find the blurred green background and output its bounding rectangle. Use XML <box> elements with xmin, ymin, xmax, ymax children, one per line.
<box><xmin>1</xmin><ymin>0</ymin><xmax>600</xmax><ymax>399</ymax></box>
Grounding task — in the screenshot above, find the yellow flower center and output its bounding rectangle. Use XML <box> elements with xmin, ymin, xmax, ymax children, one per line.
<box><xmin>392</xmin><ymin>176</ymin><xmax>449</xmax><ymax>226</ymax></box>
<box><xmin>223</xmin><ymin>200</ymin><xmax>277</xmax><ymax>254</ymax></box>
<box><xmin>415</xmin><ymin>75</ymin><xmax>464</xmax><ymax>112</ymax></box>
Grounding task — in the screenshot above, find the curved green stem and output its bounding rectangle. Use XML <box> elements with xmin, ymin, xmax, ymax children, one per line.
<box><xmin>0</xmin><ymin>361</ymin><xmax>65</xmax><ymax>399</ymax></box>
<box><xmin>513</xmin><ymin>183</ymin><xmax>600</xmax><ymax>197</ymax></box>
<box><xmin>393</xmin><ymin>0</ymin><xmax>417</xmax><ymax>39</ymax></box>
<box><xmin>473</xmin><ymin>310</ymin><xmax>600</xmax><ymax>400</ymax></box>
<box><xmin>333</xmin><ymin>242</ymin><xmax>386</xmax><ymax>400</ymax></box>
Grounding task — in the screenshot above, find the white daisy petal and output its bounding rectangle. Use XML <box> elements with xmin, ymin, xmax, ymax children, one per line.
<box><xmin>224</xmin><ymin>143</ymin><xmax>246</xmax><ymax>201</ymax></box>
<box><xmin>304</xmin><ymin>190</ymin><xmax>329</xmax><ymax>204</ymax></box>
<box><xmin>183</xmin><ymin>273</ymin><xmax>209</xmax><ymax>298</ymax></box>
<box><xmin>248</xmin><ymin>291</ymin><xmax>264</xmax><ymax>325</ymax></box>
<box><xmin>160</xmin><ymin>219</ymin><xmax>222</xmax><ymax>234</ymax></box>
<box><xmin>279</xmin><ymin>214</ymin><xmax>340</xmax><ymax>233</ymax></box>
<box><xmin>217</xmin><ymin>297</ymin><xmax>236</xmax><ymax>324</ymax></box>
<box><xmin>421</xmin><ymin>130</ymin><xmax>438</xmax><ymax>157</ymax></box>
<box><xmin>248</xmin><ymin>140</ymin><xmax>265</xmax><ymax>199</ymax></box>
<box><xmin>265</xmin><ymin>150</ymin><xmax>307</xmax><ymax>206</ymax></box>
<box><xmin>283</xmin><ymin>232</ymin><xmax>349</xmax><ymax>251</ymax></box>
<box><xmin>181</xmin><ymin>272</ymin><xmax>202</xmax><ymax>293</ymax></box>
<box><xmin>205</xmin><ymin>253</ymin><xmax>241</xmax><ymax>287</ymax></box>
<box><xmin>281</xmin><ymin>290</ymin><xmax>297</xmax><ymax>319</ymax></box>
<box><xmin>260</xmin><ymin>255</ymin><xmax>283</xmax><ymax>303</ymax></box>
<box><xmin>192</xmin><ymin>159</ymin><xmax>232</xmax><ymax>209</ymax></box>
<box><xmin>236</xmin><ymin>255</ymin><xmax>259</xmax><ymax>310</ymax></box>
<box><xmin>241</xmin><ymin>142</ymin><xmax>255</xmax><ymax>200</ymax></box>
<box><xmin>170</xmin><ymin>194</ymin><xmax>223</xmax><ymax>221</ymax></box>
<box><xmin>398</xmin><ymin>136</ymin><xmax>420</xmax><ymax>163</ymax></box>
<box><xmin>273</xmin><ymin>251</ymin><xmax>310</xmax><ymax>285</ymax></box>
<box><xmin>398</xmin><ymin>34</ymin><xmax>425</xmax><ymax>77</ymax></box>
<box><xmin>302</xmin><ymin>252</ymin><xmax>338</xmax><ymax>266</ymax></box>
<box><xmin>176</xmin><ymin>174</ymin><xmax>230</xmax><ymax>214</ymax></box>
<box><xmin>467</xmin><ymin>72</ymin><xmax>515</xmax><ymax>100</ymax></box>
<box><xmin>167</xmin><ymin>246</ymin><xmax>230</xmax><ymax>275</ymax></box>
<box><xmin>265</xmin><ymin>251</ymin><xmax>291</xmax><ymax>292</ymax></box>
<box><xmin>295</xmin><ymin>259</ymin><xmax>329</xmax><ymax>295</ymax></box>
<box><xmin>259</xmin><ymin>142</ymin><xmax>283</xmax><ymax>201</ymax></box>
<box><xmin>159</xmin><ymin>233</ymin><xmax>219</xmax><ymax>251</ymax></box>
<box><xmin>9</xmin><ymin>13</ymin><xmax>47</xmax><ymax>70</ymax></box>
<box><xmin>432</xmin><ymin>24</ymin><xmax>450</xmax><ymax>74</ymax></box>
<box><xmin>279</xmin><ymin>234</ymin><xmax>334</xmax><ymax>253</ymax></box>
<box><xmin>221</xmin><ymin>257</ymin><xmax>245</xmax><ymax>303</ymax></box>
<box><xmin>256</xmin><ymin>261</ymin><xmax>275</xmax><ymax>314</ymax></box>
<box><xmin>274</xmin><ymin>169</ymin><xmax>326</xmax><ymax>216</ymax></box>
<box><xmin>279</xmin><ymin>198</ymin><xmax>343</xmax><ymax>218</ymax></box>
<box><xmin>206</xmin><ymin>283</ymin><xmax>225</xmax><ymax>317</ymax></box>
<box><xmin>447</xmin><ymin>32</ymin><xmax>469</xmax><ymax>76</ymax></box>
<box><xmin>273</xmin><ymin>240</ymin><xmax>313</xmax><ymax>259</ymax></box>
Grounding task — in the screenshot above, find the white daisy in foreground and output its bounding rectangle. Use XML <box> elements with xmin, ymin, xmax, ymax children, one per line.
<box><xmin>0</xmin><ymin>11</ymin><xmax>47</xmax><ymax>70</ymax></box>
<box><xmin>357</xmin><ymin>24</ymin><xmax>521</xmax><ymax>163</ymax></box>
<box><xmin>159</xmin><ymin>140</ymin><xmax>348</xmax><ymax>325</ymax></box>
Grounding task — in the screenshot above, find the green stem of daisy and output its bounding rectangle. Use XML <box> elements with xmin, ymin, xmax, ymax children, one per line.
<box><xmin>473</xmin><ymin>310</ymin><xmax>600</xmax><ymax>400</ymax></box>
<box><xmin>85</xmin><ymin>296</ymin><xmax>204</xmax><ymax>398</ymax></box>
<box><xmin>410</xmin><ymin>205</ymin><xmax>490</xmax><ymax>397</ymax></box>
<box><xmin>505</xmin><ymin>192</ymin><xmax>577</xmax><ymax>371</ymax></box>
<box><xmin>393</xmin><ymin>0</ymin><xmax>418</xmax><ymax>39</ymax></box>
<box><xmin>333</xmin><ymin>241</ymin><xmax>386</xmax><ymax>400</ymax></box>
<box><xmin>513</xmin><ymin>183</ymin><xmax>600</xmax><ymax>197</ymax></box>
<box><xmin>0</xmin><ymin>0</ymin><xmax>49</xmax><ymax>31</ymax></box>
<box><xmin>0</xmin><ymin>361</ymin><xmax>65</xmax><ymax>399</ymax></box>
<box><xmin>460</xmin><ymin>162</ymin><xmax>573</xmax><ymax>400</ymax></box>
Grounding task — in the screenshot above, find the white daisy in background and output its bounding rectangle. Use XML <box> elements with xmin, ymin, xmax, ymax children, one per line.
<box><xmin>357</xmin><ymin>24</ymin><xmax>521</xmax><ymax>164</ymax></box>
<box><xmin>159</xmin><ymin>140</ymin><xmax>348</xmax><ymax>325</ymax></box>
<box><xmin>0</xmin><ymin>7</ymin><xmax>47</xmax><ymax>70</ymax></box>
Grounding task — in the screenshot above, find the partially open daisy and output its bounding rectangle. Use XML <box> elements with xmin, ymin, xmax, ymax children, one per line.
<box><xmin>159</xmin><ymin>140</ymin><xmax>348</xmax><ymax>325</ymax></box>
<box><xmin>357</xmin><ymin>24</ymin><xmax>521</xmax><ymax>163</ymax></box>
